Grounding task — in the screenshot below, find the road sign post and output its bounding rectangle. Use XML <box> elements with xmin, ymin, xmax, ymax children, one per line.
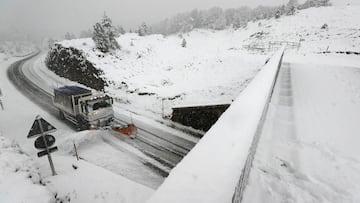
<box><xmin>28</xmin><ymin>115</ymin><xmax>58</xmax><ymax>176</ymax></box>
<box><xmin>0</xmin><ymin>88</ymin><xmax>3</xmax><ymax>110</ymax></box>
<box><xmin>73</xmin><ymin>141</ymin><xmax>79</xmax><ymax>161</ymax></box>
<box><xmin>38</xmin><ymin>117</ymin><xmax>57</xmax><ymax>176</ymax></box>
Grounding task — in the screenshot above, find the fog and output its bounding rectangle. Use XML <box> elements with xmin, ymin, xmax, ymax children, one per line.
<box><xmin>0</xmin><ymin>0</ymin><xmax>288</xmax><ymax>40</ymax></box>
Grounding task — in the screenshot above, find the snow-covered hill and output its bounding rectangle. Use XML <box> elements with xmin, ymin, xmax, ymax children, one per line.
<box><xmin>53</xmin><ymin>3</ymin><xmax>360</xmax><ymax>121</ymax></box>
<box><xmin>244</xmin><ymin>4</ymin><xmax>360</xmax><ymax>53</ymax></box>
<box><xmin>57</xmin><ymin>31</ymin><xmax>265</xmax><ymax>119</ymax></box>
<box><xmin>0</xmin><ymin>41</ymin><xmax>36</xmax><ymax>57</ymax></box>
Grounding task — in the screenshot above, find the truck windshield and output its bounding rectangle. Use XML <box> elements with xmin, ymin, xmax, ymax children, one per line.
<box><xmin>89</xmin><ymin>98</ymin><xmax>112</xmax><ymax>111</ymax></box>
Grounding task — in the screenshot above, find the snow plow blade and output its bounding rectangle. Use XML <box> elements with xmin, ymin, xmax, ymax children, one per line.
<box><xmin>112</xmin><ymin>124</ymin><xmax>137</xmax><ymax>138</ymax></box>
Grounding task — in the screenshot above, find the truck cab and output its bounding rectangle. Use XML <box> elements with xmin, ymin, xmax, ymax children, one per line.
<box><xmin>78</xmin><ymin>93</ymin><xmax>114</xmax><ymax>129</ymax></box>
<box><xmin>53</xmin><ymin>86</ymin><xmax>114</xmax><ymax>130</ymax></box>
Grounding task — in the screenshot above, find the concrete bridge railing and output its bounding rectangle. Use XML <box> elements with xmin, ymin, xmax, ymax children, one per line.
<box><xmin>147</xmin><ymin>47</ymin><xmax>285</xmax><ymax>203</ymax></box>
<box><xmin>232</xmin><ymin>48</ymin><xmax>285</xmax><ymax>202</ymax></box>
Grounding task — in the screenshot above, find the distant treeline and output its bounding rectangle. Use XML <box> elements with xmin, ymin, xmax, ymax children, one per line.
<box><xmin>151</xmin><ymin>0</ymin><xmax>331</xmax><ymax>35</ymax></box>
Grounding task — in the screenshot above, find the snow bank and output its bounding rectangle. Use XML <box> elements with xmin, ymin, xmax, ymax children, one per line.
<box><xmin>40</xmin><ymin>155</ymin><xmax>154</xmax><ymax>203</ymax></box>
<box><xmin>56</xmin><ymin>130</ymin><xmax>165</xmax><ymax>189</ymax></box>
<box><xmin>0</xmin><ymin>134</ymin><xmax>53</xmax><ymax>203</ymax></box>
<box><xmin>147</xmin><ymin>48</ymin><xmax>285</xmax><ymax>203</ymax></box>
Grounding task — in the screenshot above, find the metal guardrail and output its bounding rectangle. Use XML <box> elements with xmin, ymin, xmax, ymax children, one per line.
<box><xmin>232</xmin><ymin>49</ymin><xmax>285</xmax><ymax>203</ymax></box>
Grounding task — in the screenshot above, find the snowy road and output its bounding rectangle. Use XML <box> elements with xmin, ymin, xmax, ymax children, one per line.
<box><xmin>7</xmin><ymin>52</ymin><xmax>197</xmax><ymax>177</ymax></box>
<box><xmin>2</xmin><ymin>54</ymin><xmax>167</xmax><ymax>188</ymax></box>
<box><xmin>242</xmin><ymin>61</ymin><xmax>360</xmax><ymax>202</ymax></box>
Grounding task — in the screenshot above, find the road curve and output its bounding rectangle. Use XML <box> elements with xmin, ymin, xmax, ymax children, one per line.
<box><xmin>7</xmin><ymin>52</ymin><xmax>196</xmax><ymax>174</ymax></box>
<box><xmin>7</xmin><ymin>52</ymin><xmax>59</xmax><ymax>117</ymax></box>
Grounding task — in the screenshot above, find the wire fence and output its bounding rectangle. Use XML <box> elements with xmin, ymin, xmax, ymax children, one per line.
<box><xmin>243</xmin><ymin>41</ymin><xmax>300</xmax><ymax>53</ymax></box>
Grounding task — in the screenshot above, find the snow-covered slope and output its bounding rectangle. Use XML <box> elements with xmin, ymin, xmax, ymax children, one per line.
<box><xmin>0</xmin><ymin>135</ymin><xmax>53</xmax><ymax>203</ymax></box>
<box><xmin>244</xmin><ymin>5</ymin><xmax>360</xmax><ymax>53</ymax></box>
<box><xmin>0</xmin><ymin>41</ymin><xmax>36</xmax><ymax>57</ymax></box>
<box><xmin>331</xmin><ymin>0</ymin><xmax>360</xmax><ymax>6</ymax></box>
<box><xmin>55</xmin><ymin>4</ymin><xmax>360</xmax><ymax>121</ymax></box>
<box><xmin>58</xmin><ymin>31</ymin><xmax>266</xmax><ymax>119</ymax></box>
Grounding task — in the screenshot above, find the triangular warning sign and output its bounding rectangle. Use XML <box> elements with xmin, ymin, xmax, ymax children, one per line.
<box><xmin>27</xmin><ymin>115</ymin><xmax>57</xmax><ymax>138</ymax></box>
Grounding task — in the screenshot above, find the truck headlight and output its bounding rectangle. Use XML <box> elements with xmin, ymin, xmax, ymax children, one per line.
<box><xmin>90</xmin><ymin>124</ymin><xmax>97</xmax><ymax>129</ymax></box>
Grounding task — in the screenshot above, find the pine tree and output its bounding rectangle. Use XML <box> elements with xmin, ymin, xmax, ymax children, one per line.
<box><xmin>138</xmin><ymin>23</ymin><xmax>149</xmax><ymax>36</ymax></box>
<box><xmin>79</xmin><ymin>29</ymin><xmax>93</xmax><ymax>38</ymax></box>
<box><xmin>286</xmin><ymin>0</ymin><xmax>298</xmax><ymax>15</ymax></box>
<box><xmin>92</xmin><ymin>13</ymin><xmax>120</xmax><ymax>53</ymax></box>
<box><xmin>116</xmin><ymin>25</ymin><xmax>126</xmax><ymax>35</ymax></box>
<box><xmin>275</xmin><ymin>10</ymin><xmax>281</xmax><ymax>19</ymax></box>
<box><xmin>48</xmin><ymin>38</ymin><xmax>56</xmax><ymax>49</ymax></box>
<box><xmin>181</xmin><ymin>38</ymin><xmax>187</xmax><ymax>48</ymax></box>
<box><xmin>64</xmin><ymin>32</ymin><xmax>76</xmax><ymax>40</ymax></box>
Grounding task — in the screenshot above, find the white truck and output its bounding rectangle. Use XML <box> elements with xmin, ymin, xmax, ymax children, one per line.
<box><xmin>53</xmin><ymin>86</ymin><xmax>114</xmax><ymax>130</ymax></box>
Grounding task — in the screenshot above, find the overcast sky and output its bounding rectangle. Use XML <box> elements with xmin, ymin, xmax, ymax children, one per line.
<box><xmin>0</xmin><ymin>0</ymin><xmax>288</xmax><ymax>39</ymax></box>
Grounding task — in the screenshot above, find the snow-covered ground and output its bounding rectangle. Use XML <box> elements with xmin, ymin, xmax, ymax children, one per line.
<box><xmin>53</xmin><ymin>2</ymin><xmax>360</xmax><ymax>123</ymax></box>
<box><xmin>0</xmin><ymin>56</ymin><xmax>155</xmax><ymax>202</ymax></box>
<box><xmin>244</xmin><ymin>4</ymin><xmax>360</xmax><ymax>54</ymax></box>
<box><xmin>58</xmin><ymin>31</ymin><xmax>266</xmax><ymax>120</ymax></box>
<box><xmin>0</xmin><ymin>134</ymin><xmax>53</xmax><ymax>203</ymax></box>
<box><xmin>146</xmin><ymin>47</ymin><xmax>286</xmax><ymax>203</ymax></box>
<box><xmin>1</xmin><ymin>1</ymin><xmax>360</xmax><ymax>202</ymax></box>
<box><xmin>146</xmin><ymin>3</ymin><xmax>360</xmax><ymax>203</ymax></box>
<box><xmin>242</xmin><ymin>57</ymin><xmax>360</xmax><ymax>203</ymax></box>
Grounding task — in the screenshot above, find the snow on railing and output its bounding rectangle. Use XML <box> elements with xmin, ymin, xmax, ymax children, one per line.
<box><xmin>147</xmin><ymin>47</ymin><xmax>285</xmax><ymax>203</ymax></box>
<box><xmin>232</xmin><ymin>47</ymin><xmax>285</xmax><ymax>203</ymax></box>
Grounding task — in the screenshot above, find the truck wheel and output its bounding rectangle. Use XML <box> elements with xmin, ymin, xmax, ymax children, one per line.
<box><xmin>59</xmin><ymin>110</ymin><xmax>65</xmax><ymax>120</ymax></box>
<box><xmin>76</xmin><ymin>116</ymin><xmax>89</xmax><ymax>131</ymax></box>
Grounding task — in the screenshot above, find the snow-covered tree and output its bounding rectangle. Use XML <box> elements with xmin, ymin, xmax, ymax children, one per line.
<box><xmin>181</xmin><ymin>38</ymin><xmax>187</xmax><ymax>48</ymax></box>
<box><xmin>64</xmin><ymin>32</ymin><xmax>76</xmax><ymax>40</ymax></box>
<box><xmin>79</xmin><ymin>29</ymin><xmax>93</xmax><ymax>38</ymax></box>
<box><xmin>48</xmin><ymin>38</ymin><xmax>56</xmax><ymax>49</ymax></box>
<box><xmin>286</xmin><ymin>0</ymin><xmax>298</xmax><ymax>15</ymax></box>
<box><xmin>275</xmin><ymin>10</ymin><xmax>281</xmax><ymax>19</ymax></box>
<box><xmin>297</xmin><ymin>0</ymin><xmax>330</xmax><ymax>9</ymax></box>
<box><xmin>149</xmin><ymin>0</ymin><xmax>329</xmax><ymax>34</ymax></box>
<box><xmin>138</xmin><ymin>23</ymin><xmax>150</xmax><ymax>36</ymax></box>
<box><xmin>202</xmin><ymin>7</ymin><xmax>226</xmax><ymax>30</ymax></box>
<box><xmin>92</xmin><ymin>13</ymin><xmax>120</xmax><ymax>53</ymax></box>
<box><xmin>316</xmin><ymin>0</ymin><xmax>331</xmax><ymax>6</ymax></box>
<box><xmin>116</xmin><ymin>25</ymin><xmax>126</xmax><ymax>35</ymax></box>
